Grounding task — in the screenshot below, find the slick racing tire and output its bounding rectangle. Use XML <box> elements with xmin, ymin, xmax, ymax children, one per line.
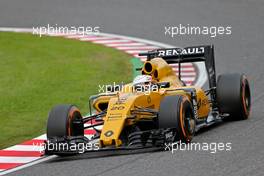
<box><xmin>159</xmin><ymin>95</ymin><xmax>195</xmax><ymax>143</ymax></box>
<box><xmin>216</xmin><ymin>73</ymin><xmax>251</xmax><ymax>120</ymax></box>
<box><xmin>47</xmin><ymin>104</ymin><xmax>84</xmax><ymax>139</ymax></box>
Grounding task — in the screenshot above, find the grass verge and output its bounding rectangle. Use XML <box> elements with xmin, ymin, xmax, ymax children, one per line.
<box><xmin>0</xmin><ymin>32</ymin><xmax>132</xmax><ymax>149</ymax></box>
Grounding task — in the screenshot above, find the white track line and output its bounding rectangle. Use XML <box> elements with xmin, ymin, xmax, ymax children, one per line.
<box><xmin>93</xmin><ymin>39</ymin><xmax>131</xmax><ymax>44</ymax></box>
<box><xmin>79</xmin><ymin>36</ymin><xmax>113</xmax><ymax>41</ymax></box>
<box><xmin>3</xmin><ymin>145</ymin><xmax>43</xmax><ymax>152</ymax></box>
<box><xmin>181</xmin><ymin>77</ymin><xmax>196</xmax><ymax>81</ymax></box>
<box><xmin>0</xmin><ymin>157</ymin><xmax>41</xmax><ymax>163</ymax></box>
<box><xmin>123</xmin><ymin>50</ymin><xmax>151</xmax><ymax>54</ymax></box>
<box><xmin>116</xmin><ymin>46</ymin><xmax>158</xmax><ymax>50</ymax></box>
<box><xmin>172</xmin><ymin>68</ymin><xmax>195</xmax><ymax>72</ymax></box>
<box><xmin>0</xmin><ymin>139</ymin><xmax>99</xmax><ymax>175</ymax></box>
<box><xmin>106</xmin><ymin>43</ymin><xmax>146</xmax><ymax>47</ymax></box>
<box><xmin>84</xmin><ymin>124</ymin><xmax>102</xmax><ymax>130</ymax></box>
<box><xmin>34</xmin><ymin>134</ymin><xmax>47</xmax><ymax>140</ymax></box>
<box><xmin>0</xmin><ymin>156</ymin><xmax>57</xmax><ymax>176</ymax></box>
<box><xmin>174</xmin><ymin>73</ymin><xmax>196</xmax><ymax>76</ymax></box>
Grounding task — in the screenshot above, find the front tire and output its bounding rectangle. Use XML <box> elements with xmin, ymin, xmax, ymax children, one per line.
<box><xmin>158</xmin><ymin>95</ymin><xmax>195</xmax><ymax>143</ymax></box>
<box><xmin>47</xmin><ymin>104</ymin><xmax>84</xmax><ymax>139</ymax></box>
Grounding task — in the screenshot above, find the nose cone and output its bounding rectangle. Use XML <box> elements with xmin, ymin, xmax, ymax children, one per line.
<box><xmin>99</xmin><ymin>95</ymin><xmax>135</xmax><ymax>147</ymax></box>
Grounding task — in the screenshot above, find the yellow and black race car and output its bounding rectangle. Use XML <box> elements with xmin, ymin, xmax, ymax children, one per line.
<box><xmin>45</xmin><ymin>45</ymin><xmax>251</xmax><ymax>155</ymax></box>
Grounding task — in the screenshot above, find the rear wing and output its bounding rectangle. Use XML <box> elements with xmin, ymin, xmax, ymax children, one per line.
<box><xmin>138</xmin><ymin>45</ymin><xmax>216</xmax><ymax>90</ymax></box>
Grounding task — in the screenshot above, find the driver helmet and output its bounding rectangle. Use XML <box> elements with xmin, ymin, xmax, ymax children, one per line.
<box><xmin>133</xmin><ymin>75</ymin><xmax>153</xmax><ymax>87</ymax></box>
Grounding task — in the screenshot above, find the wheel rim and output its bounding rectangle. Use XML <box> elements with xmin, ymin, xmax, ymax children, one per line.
<box><xmin>184</xmin><ymin>108</ymin><xmax>195</xmax><ymax>136</ymax></box>
<box><xmin>180</xmin><ymin>102</ymin><xmax>195</xmax><ymax>142</ymax></box>
<box><xmin>67</xmin><ymin>107</ymin><xmax>83</xmax><ymax>136</ymax></box>
<box><xmin>242</xmin><ymin>78</ymin><xmax>251</xmax><ymax>116</ymax></box>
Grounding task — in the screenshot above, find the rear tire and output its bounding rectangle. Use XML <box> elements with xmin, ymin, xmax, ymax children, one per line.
<box><xmin>216</xmin><ymin>73</ymin><xmax>251</xmax><ymax>120</ymax></box>
<box><xmin>158</xmin><ymin>95</ymin><xmax>195</xmax><ymax>143</ymax></box>
<box><xmin>47</xmin><ymin>104</ymin><xmax>84</xmax><ymax>139</ymax></box>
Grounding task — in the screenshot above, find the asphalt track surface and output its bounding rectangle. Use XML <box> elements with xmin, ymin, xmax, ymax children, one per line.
<box><xmin>1</xmin><ymin>0</ymin><xmax>264</xmax><ymax>176</ymax></box>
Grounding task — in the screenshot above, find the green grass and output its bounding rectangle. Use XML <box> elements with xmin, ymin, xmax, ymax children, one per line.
<box><xmin>0</xmin><ymin>32</ymin><xmax>132</xmax><ymax>149</ymax></box>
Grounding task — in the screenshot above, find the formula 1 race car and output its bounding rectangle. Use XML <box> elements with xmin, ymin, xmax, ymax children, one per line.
<box><xmin>45</xmin><ymin>45</ymin><xmax>251</xmax><ymax>155</ymax></box>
